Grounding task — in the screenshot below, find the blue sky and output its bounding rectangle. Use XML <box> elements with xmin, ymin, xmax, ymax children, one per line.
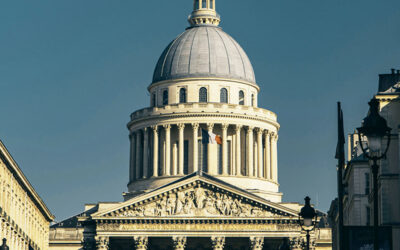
<box><xmin>1</xmin><ymin>0</ymin><xmax>399</xmax><ymax>221</ymax></box>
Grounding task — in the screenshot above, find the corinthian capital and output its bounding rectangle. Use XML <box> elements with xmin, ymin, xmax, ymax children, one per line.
<box><xmin>250</xmin><ymin>237</ymin><xmax>264</xmax><ymax>250</ymax></box>
<box><xmin>134</xmin><ymin>236</ymin><xmax>148</xmax><ymax>250</ymax></box>
<box><xmin>192</xmin><ymin>123</ymin><xmax>200</xmax><ymax>131</ymax></box>
<box><xmin>95</xmin><ymin>236</ymin><xmax>109</xmax><ymax>250</ymax></box>
<box><xmin>163</xmin><ymin>124</ymin><xmax>171</xmax><ymax>130</ymax></box>
<box><xmin>172</xmin><ymin>236</ymin><xmax>187</xmax><ymax>250</ymax></box>
<box><xmin>177</xmin><ymin>123</ymin><xmax>185</xmax><ymax>130</ymax></box>
<box><xmin>211</xmin><ymin>236</ymin><xmax>225</xmax><ymax>250</ymax></box>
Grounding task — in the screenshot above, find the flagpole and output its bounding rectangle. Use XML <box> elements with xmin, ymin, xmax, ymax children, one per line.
<box><xmin>336</xmin><ymin>102</ymin><xmax>345</xmax><ymax>250</ymax></box>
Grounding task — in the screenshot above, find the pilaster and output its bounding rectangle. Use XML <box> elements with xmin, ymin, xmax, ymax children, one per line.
<box><xmin>192</xmin><ymin>123</ymin><xmax>200</xmax><ymax>173</ymax></box>
<box><xmin>178</xmin><ymin>123</ymin><xmax>185</xmax><ymax>175</ymax></box>
<box><xmin>172</xmin><ymin>236</ymin><xmax>187</xmax><ymax>250</ymax></box>
<box><xmin>235</xmin><ymin>125</ymin><xmax>242</xmax><ymax>176</ymax></box>
<box><xmin>164</xmin><ymin>125</ymin><xmax>171</xmax><ymax>176</ymax></box>
<box><xmin>250</xmin><ymin>236</ymin><xmax>264</xmax><ymax>250</ymax></box>
<box><xmin>211</xmin><ymin>236</ymin><xmax>225</xmax><ymax>250</ymax></box>
<box><xmin>152</xmin><ymin>126</ymin><xmax>159</xmax><ymax>177</ymax></box>
<box><xmin>95</xmin><ymin>236</ymin><xmax>109</xmax><ymax>250</ymax></box>
<box><xmin>143</xmin><ymin>127</ymin><xmax>149</xmax><ymax>179</ymax></box>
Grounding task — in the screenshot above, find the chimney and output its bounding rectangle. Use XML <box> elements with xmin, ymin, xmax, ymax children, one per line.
<box><xmin>397</xmin><ymin>70</ymin><xmax>400</xmax><ymax>75</ymax></box>
<box><xmin>391</xmin><ymin>68</ymin><xmax>395</xmax><ymax>74</ymax></box>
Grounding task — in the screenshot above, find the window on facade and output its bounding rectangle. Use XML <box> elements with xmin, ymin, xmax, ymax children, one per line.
<box><xmin>239</xmin><ymin>90</ymin><xmax>245</xmax><ymax>105</ymax></box>
<box><xmin>366</xmin><ymin>207</ymin><xmax>371</xmax><ymax>226</ymax></box>
<box><xmin>210</xmin><ymin>0</ymin><xmax>214</xmax><ymax>9</ymax></box>
<box><xmin>179</xmin><ymin>88</ymin><xmax>187</xmax><ymax>103</ymax></box>
<box><xmin>202</xmin><ymin>0</ymin><xmax>207</xmax><ymax>8</ymax></box>
<box><xmin>251</xmin><ymin>94</ymin><xmax>255</xmax><ymax>107</ymax></box>
<box><xmin>365</xmin><ymin>173</ymin><xmax>370</xmax><ymax>195</ymax></box>
<box><xmin>220</xmin><ymin>88</ymin><xmax>228</xmax><ymax>103</ymax></box>
<box><xmin>163</xmin><ymin>90</ymin><xmax>168</xmax><ymax>105</ymax></box>
<box><xmin>199</xmin><ymin>87</ymin><xmax>208</xmax><ymax>102</ymax></box>
<box><xmin>151</xmin><ymin>93</ymin><xmax>156</xmax><ymax>107</ymax></box>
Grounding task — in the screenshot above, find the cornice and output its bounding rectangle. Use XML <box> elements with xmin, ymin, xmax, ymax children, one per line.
<box><xmin>0</xmin><ymin>140</ymin><xmax>54</xmax><ymax>221</ymax></box>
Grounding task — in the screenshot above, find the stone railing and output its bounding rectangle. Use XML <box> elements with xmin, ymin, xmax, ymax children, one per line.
<box><xmin>130</xmin><ymin>103</ymin><xmax>277</xmax><ymax>122</ymax></box>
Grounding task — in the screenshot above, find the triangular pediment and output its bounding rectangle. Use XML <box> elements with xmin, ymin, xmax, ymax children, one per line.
<box><xmin>92</xmin><ymin>173</ymin><xmax>299</xmax><ymax>219</ymax></box>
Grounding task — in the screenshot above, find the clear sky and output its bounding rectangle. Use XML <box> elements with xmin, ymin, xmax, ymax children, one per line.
<box><xmin>1</xmin><ymin>0</ymin><xmax>399</xmax><ymax>222</ymax></box>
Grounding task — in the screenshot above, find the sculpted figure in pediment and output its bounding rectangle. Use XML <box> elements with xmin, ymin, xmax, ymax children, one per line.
<box><xmin>113</xmin><ymin>186</ymin><xmax>283</xmax><ymax>218</ymax></box>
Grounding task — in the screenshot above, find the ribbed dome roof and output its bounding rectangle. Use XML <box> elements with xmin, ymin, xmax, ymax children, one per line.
<box><xmin>152</xmin><ymin>26</ymin><xmax>256</xmax><ymax>84</ymax></box>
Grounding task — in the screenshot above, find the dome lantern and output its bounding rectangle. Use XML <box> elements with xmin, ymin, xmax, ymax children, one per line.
<box><xmin>189</xmin><ymin>0</ymin><xmax>220</xmax><ymax>26</ymax></box>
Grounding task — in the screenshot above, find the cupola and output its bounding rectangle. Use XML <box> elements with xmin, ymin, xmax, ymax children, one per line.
<box><xmin>188</xmin><ymin>0</ymin><xmax>220</xmax><ymax>26</ymax></box>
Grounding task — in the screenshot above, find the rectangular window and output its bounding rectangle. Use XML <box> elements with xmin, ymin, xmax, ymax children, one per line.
<box><xmin>366</xmin><ymin>207</ymin><xmax>371</xmax><ymax>226</ymax></box>
<box><xmin>184</xmin><ymin>140</ymin><xmax>189</xmax><ymax>174</ymax></box>
<box><xmin>365</xmin><ymin>173</ymin><xmax>370</xmax><ymax>195</ymax></box>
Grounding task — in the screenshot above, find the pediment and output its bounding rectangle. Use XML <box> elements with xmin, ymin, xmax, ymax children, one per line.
<box><xmin>92</xmin><ymin>173</ymin><xmax>298</xmax><ymax>219</ymax></box>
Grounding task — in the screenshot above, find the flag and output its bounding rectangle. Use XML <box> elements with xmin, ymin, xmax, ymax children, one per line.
<box><xmin>201</xmin><ymin>129</ymin><xmax>222</xmax><ymax>145</ymax></box>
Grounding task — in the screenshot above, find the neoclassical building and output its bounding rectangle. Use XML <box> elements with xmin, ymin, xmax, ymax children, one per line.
<box><xmin>50</xmin><ymin>1</ymin><xmax>331</xmax><ymax>249</ymax></box>
<box><xmin>0</xmin><ymin>140</ymin><xmax>54</xmax><ymax>250</ymax></box>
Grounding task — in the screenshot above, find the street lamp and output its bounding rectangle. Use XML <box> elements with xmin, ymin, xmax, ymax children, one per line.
<box><xmin>0</xmin><ymin>238</ymin><xmax>9</xmax><ymax>250</ymax></box>
<box><xmin>299</xmin><ymin>196</ymin><xmax>317</xmax><ymax>250</ymax></box>
<box><xmin>357</xmin><ymin>98</ymin><xmax>391</xmax><ymax>250</ymax></box>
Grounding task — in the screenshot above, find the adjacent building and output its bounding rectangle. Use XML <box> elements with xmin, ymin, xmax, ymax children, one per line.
<box><xmin>329</xmin><ymin>69</ymin><xmax>400</xmax><ymax>249</ymax></box>
<box><xmin>50</xmin><ymin>1</ymin><xmax>332</xmax><ymax>249</ymax></box>
<box><xmin>0</xmin><ymin>140</ymin><xmax>54</xmax><ymax>249</ymax></box>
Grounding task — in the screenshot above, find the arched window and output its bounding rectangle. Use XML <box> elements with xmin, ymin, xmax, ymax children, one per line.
<box><xmin>199</xmin><ymin>87</ymin><xmax>208</xmax><ymax>102</ymax></box>
<box><xmin>163</xmin><ymin>90</ymin><xmax>168</xmax><ymax>105</ymax></box>
<box><xmin>251</xmin><ymin>94</ymin><xmax>255</xmax><ymax>107</ymax></box>
<box><xmin>179</xmin><ymin>88</ymin><xmax>187</xmax><ymax>103</ymax></box>
<box><xmin>239</xmin><ymin>90</ymin><xmax>245</xmax><ymax>105</ymax></box>
<box><xmin>220</xmin><ymin>88</ymin><xmax>228</xmax><ymax>103</ymax></box>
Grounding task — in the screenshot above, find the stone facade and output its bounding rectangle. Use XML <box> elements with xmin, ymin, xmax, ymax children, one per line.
<box><xmin>0</xmin><ymin>140</ymin><xmax>54</xmax><ymax>249</ymax></box>
<box><xmin>49</xmin><ymin>0</ymin><xmax>332</xmax><ymax>249</ymax></box>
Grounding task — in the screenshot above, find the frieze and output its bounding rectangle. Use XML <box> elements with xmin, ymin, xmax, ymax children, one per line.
<box><xmin>109</xmin><ymin>186</ymin><xmax>287</xmax><ymax>218</ymax></box>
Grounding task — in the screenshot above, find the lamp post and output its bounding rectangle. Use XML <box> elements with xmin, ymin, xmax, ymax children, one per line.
<box><xmin>0</xmin><ymin>238</ymin><xmax>9</xmax><ymax>250</ymax></box>
<box><xmin>356</xmin><ymin>98</ymin><xmax>391</xmax><ymax>250</ymax></box>
<box><xmin>299</xmin><ymin>196</ymin><xmax>317</xmax><ymax>250</ymax></box>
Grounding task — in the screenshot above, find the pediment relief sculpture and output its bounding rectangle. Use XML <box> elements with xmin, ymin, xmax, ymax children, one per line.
<box><xmin>109</xmin><ymin>185</ymin><xmax>290</xmax><ymax>218</ymax></box>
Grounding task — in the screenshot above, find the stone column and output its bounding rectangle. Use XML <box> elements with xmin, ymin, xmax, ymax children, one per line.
<box><xmin>172</xmin><ymin>236</ymin><xmax>187</xmax><ymax>250</ymax></box>
<box><xmin>271</xmin><ymin>133</ymin><xmax>278</xmax><ymax>182</ymax></box>
<box><xmin>134</xmin><ymin>236</ymin><xmax>148</xmax><ymax>250</ymax></box>
<box><xmin>250</xmin><ymin>237</ymin><xmax>264</xmax><ymax>250</ymax></box>
<box><xmin>211</xmin><ymin>236</ymin><xmax>225</xmax><ymax>250</ymax></box>
<box><xmin>207</xmin><ymin>123</ymin><xmax>214</xmax><ymax>174</ymax></box>
<box><xmin>129</xmin><ymin>133</ymin><xmax>136</xmax><ymax>182</ymax></box>
<box><xmin>178</xmin><ymin>123</ymin><xmax>185</xmax><ymax>175</ymax></box>
<box><xmin>192</xmin><ymin>123</ymin><xmax>199</xmax><ymax>173</ymax></box>
<box><xmin>235</xmin><ymin>125</ymin><xmax>242</xmax><ymax>176</ymax></box>
<box><xmin>142</xmin><ymin>127</ymin><xmax>149</xmax><ymax>179</ymax></box>
<box><xmin>264</xmin><ymin>131</ymin><xmax>271</xmax><ymax>179</ymax></box>
<box><xmin>222</xmin><ymin>124</ymin><xmax>229</xmax><ymax>175</ymax></box>
<box><xmin>172</xmin><ymin>143</ymin><xmax>178</xmax><ymax>175</ymax></box>
<box><xmin>152</xmin><ymin>126</ymin><xmax>159</xmax><ymax>177</ymax></box>
<box><xmin>164</xmin><ymin>125</ymin><xmax>171</xmax><ymax>176</ymax></box>
<box><xmin>135</xmin><ymin>131</ymin><xmax>142</xmax><ymax>180</ymax></box>
<box><xmin>96</xmin><ymin>236</ymin><xmax>109</xmax><ymax>249</ymax></box>
<box><xmin>257</xmin><ymin>128</ymin><xmax>263</xmax><ymax>178</ymax></box>
<box><xmin>246</xmin><ymin>126</ymin><xmax>254</xmax><ymax>177</ymax></box>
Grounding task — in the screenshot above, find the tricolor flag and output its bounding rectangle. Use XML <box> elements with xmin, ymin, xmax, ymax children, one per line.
<box><xmin>201</xmin><ymin>129</ymin><xmax>222</xmax><ymax>145</ymax></box>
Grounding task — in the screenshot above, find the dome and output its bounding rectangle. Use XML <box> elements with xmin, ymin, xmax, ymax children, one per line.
<box><xmin>152</xmin><ymin>26</ymin><xmax>256</xmax><ymax>84</ymax></box>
